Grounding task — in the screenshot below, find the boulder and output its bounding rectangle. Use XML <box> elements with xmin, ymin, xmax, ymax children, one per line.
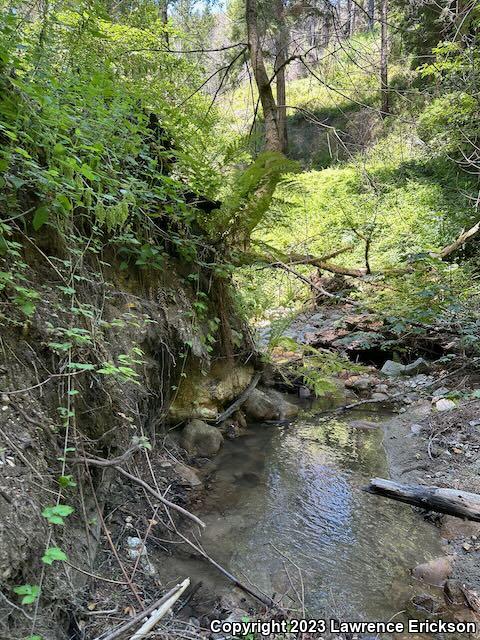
<box><xmin>404</xmin><ymin>357</ymin><xmax>429</xmax><ymax>375</ymax></box>
<box><xmin>381</xmin><ymin>360</ymin><xmax>406</xmax><ymax>377</ymax></box>
<box><xmin>265</xmin><ymin>389</ymin><xmax>299</xmax><ymax>420</ymax></box>
<box><xmin>242</xmin><ymin>389</ymin><xmax>279</xmax><ymax>421</ymax></box>
<box><xmin>381</xmin><ymin>358</ymin><xmax>430</xmax><ymax>377</ymax></box>
<box><xmin>371</xmin><ymin>392</ymin><xmax>389</xmax><ymax>401</ymax></box>
<box><xmin>181</xmin><ymin>419</ymin><xmax>224</xmax><ymax>457</ymax></box>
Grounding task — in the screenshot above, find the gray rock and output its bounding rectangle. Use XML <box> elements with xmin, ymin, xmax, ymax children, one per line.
<box><xmin>242</xmin><ymin>388</ymin><xmax>279</xmax><ymax>421</ymax></box>
<box><xmin>181</xmin><ymin>419</ymin><xmax>224</xmax><ymax>456</ymax></box>
<box><xmin>410</xmin><ymin>423</ymin><xmax>423</xmax><ymax>435</ymax></box>
<box><xmin>371</xmin><ymin>392</ymin><xmax>389</xmax><ymax>401</ymax></box>
<box><xmin>381</xmin><ymin>358</ymin><xmax>429</xmax><ymax>377</ymax></box>
<box><xmin>435</xmin><ymin>398</ymin><xmax>456</xmax><ymax>412</ymax></box>
<box><xmin>264</xmin><ymin>389</ymin><xmax>299</xmax><ymax>419</ymax></box>
<box><xmin>381</xmin><ymin>360</ymin><xmax>406</xmax><ymax>376</ymax></box>
<box><xmin>404</xmin><ymin>357</ymin><xmax>429</xmax><ymax>375</ymax></box>
<box><xmin>174</xmin><ymin>462</ymin><xmax>202</xmax><ymax>487</ymax></box>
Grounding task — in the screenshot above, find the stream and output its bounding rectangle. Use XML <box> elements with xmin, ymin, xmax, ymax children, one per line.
<box><xmin>186</xmin><ymin>406</ymin><xmax>445</xmax><ymax>632</ymax></box>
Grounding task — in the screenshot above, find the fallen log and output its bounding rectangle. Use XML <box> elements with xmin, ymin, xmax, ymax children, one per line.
<box><xmin>365</xmin><ymin>478</ymin><xmax>480</xmax><ymax>522</ymax></box>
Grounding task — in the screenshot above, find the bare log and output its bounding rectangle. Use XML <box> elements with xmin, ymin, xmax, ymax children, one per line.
<box><xmin>365</xmin><ymin>478</ymin><xmax>480</xmax><ymax>521</ymax></box>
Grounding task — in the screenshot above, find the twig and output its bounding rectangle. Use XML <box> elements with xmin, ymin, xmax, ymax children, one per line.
<box><xmin>129</xmin><ymin>578</ymin><xmax>190</xmax><ymax>640</ymax></box>
<box><xmin>94</xmin><ymin>582</ymin><xmax>190</xmax><ymax>640</ymax></box>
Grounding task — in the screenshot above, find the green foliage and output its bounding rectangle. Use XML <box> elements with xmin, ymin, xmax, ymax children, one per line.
<box><xmin>13</xmin><ymin>584</ymin><xmax>40</xmax><ymax>605</ymax></box>
<box><xmin>42</xmin><ymin>504</ymin><xmax>74</xmax><ymax>525</ymax></box>
<box><xmin>41</xmin><ymin>547</ymin><xmax>68</xmax><ymax>566</ymax></box>
<box><xmin>207</xmin><ymin>152</ymin><xmax>299</xmax><ymax>244</ymax></box>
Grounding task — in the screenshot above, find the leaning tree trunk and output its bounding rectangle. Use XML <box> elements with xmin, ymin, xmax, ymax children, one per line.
<box><xmin>380</xmin><ymin>0</ymin><xmax>389</xmax><ymax>115</ymax></box>
<box><xmin>274</xmin><ymin>0</ymin><xmax>288</xmax><ymax>152</ymax></box>
<box><xmin>246</xmin><ymin>0</ymin><xmax>282</xmax><ymax>152</ymax></box>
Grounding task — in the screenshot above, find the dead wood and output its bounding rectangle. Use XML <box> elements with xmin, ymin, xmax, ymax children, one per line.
<box><xmin>365</xmin><ymin>478</ymin><xmax>480</xmax><ymax>522</ymax></box>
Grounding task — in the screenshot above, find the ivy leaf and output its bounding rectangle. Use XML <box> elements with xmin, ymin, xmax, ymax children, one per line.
<box><xmin>58</xmin><ymin>474</ymin><xmax>77</xmax><ymax>488</ymax></box>
<box><xmin>42</xmin><ymin>504</ymin><xmax>74</xmax><ymax>525</ymax></box>
<box><xmin>41</xmin><ymin>547</ymin><xmax>68</xmax><ymax>565</ymax></box>
<box><xmin>67</xmin><ymin>362</ymin><xmax>95</xmax><ymax>371</ymax></box>
<box><xmin>32</xmin><ymin>206</ymin><xmax>49</xmax><ymax>231</ymax></box>
<box><xmin>13</xmin><ymin>584</ymin><xmax>40</xmax><ymax>605</ymax></box>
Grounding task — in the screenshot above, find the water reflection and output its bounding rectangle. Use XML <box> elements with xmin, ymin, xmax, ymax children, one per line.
<box><xmin>200</xmin><ymin>411</ymin><xmax>443</xmax><ymax>625</ymax></box>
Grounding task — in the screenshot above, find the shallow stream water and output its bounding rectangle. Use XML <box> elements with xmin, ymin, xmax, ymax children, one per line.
<box><xmin>194</xmin><ymin>407</ymin><xmax>444</xmax><ymax>631</ymax></box>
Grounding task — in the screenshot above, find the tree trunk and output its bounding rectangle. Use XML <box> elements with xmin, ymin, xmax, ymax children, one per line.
<box><xmin>366</xmin><ymin>478</ymin><xmax>480</xmax><ymax>522</ymax></box>
<box><xmin>274</xmin><ymin>0</ymin><xmax>288</xmax><ymax>153</ymax></box>
<box><xmin>368</xmin><ymin>0</ymin><xmax>375</xmax><ymax>29</ymax></box>
<box><xmin>380</xmin><ymin>0</ymin><xmax>389</xmax><ymax>115</ymax></box>
<box><xmin>246</xmin><ymin>0</ymin><xmax>282</xmax><ymax>152</ymax></box>
<box><xmin>158</xmin><ymin>0</ymin><xmax>169</xmax><ymax>46</ymax></box>
<box><xmin>346</xmin><ymin>0</ymin><xmax>354</xmax><ymax>37</ymax></box>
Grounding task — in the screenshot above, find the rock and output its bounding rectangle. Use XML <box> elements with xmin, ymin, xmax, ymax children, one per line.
<box><xmin>435</xmin><ymin>398</ymin><xmax>456</xmax><ymax>412</ymax></box>
<box><xmin>381</xmin><ymin>358</ymin><xmax>429</xmax><ymax>377</ymax></box>
<box><xmin>298</xmin><ymin>386</ymin><xmax>311</xmax><ymax>398</ymax></box>
<box><xmin>174</xmin><ymin>462</ymin><xmax>202</xmax><ymax>488</ymax></box>
<box><xmin>349</xmin><ymin>420</ymin><xmax>378</xmax><ymax>430</ymax></box>
<box><xmin>376</xmin><ymin>384</ymin><xmax>389</xmax><ymax>393</ymax></box>
<box><xmin>351</xmin><ymin>376</ymin><xmax>374</xmax><ymax>391</ymax></box>
<box><xmin>381</xmin><ymin>360</ymin><xmax>406</xmax><ymax>377</ymax></box>
<box><xmin>126</xmin><ymin>537</ymin><xmax>156</xmax><ymax>576</ymax></box>
<box><xmin>169</xmin><ymin>363</ymin><xmax>254</xmax><ymax>422</ymax></box>
<box><xmin>264</xmin><ymin>389</ymin><xmax>299</xmax><ymax>420</ymax></box>
<box><xmin>412</xmin><ymin>555</ymin><xmax>454</xmax><ymax>586</ymax></box>
<box><xmin>410</xmin><ymin>423</ymin><xmax>423</xmax><ymax>435</ymax></box>
<box><xmin>371</xmin><ymin>392</ymin><xmax>389</xmax><ymax>401</ymax></box>
<box><xmin>242</xmin><ymin>388</ymin><xmax>278</xmax><ymax>421</ymax></box>
<box><xmin>404</xmin><ymin>357</ymin><xmax>429</xmax><ymax>375</ymax></box>
<box><xmin>181</xmin><ymin>419</ymin><xmax>224</xmax><ymax>457</ymax></box>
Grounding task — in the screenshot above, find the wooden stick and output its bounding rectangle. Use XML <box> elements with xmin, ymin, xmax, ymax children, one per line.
<box><xmin>94</xmin><ymin>582</ymin><xmax>189</xmax><ymax>640</ymax></box>
<box><xmin>215</xmin><ymin>372</ymin><xmax>261</xmax><ymax>424</ymax></box>
<box><xmin>365</xmin><ymin>478</ymin><xmax>480</xmax><ymax>521</ymax></box>
<box><xmin>129</xmin><ymin>578</ymin><xmax>190</xmax><ymax>640</ymax></box>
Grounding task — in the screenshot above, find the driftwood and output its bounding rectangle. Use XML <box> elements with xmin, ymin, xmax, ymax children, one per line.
<box><xmin>129</xmin><ymin>578</ymin><xmax>190</xmax><ymax>640</ymax></box>
<box><xmin>365</xmin><ymin>478</ymin><xmax>480</xmax><ymax>522</ymax></box>
<box><xmin>215</xmin><ymin>372</ymin><xmax>261</xmax><ymax>424</ymax></box>
<box><xmin>95</xmin><ymin>581</ymin><xmax>189</xmax><ymax>640</ymax></box>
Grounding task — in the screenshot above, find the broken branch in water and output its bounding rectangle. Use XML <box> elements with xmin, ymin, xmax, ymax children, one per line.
<box><xmin>365</xmin><ymin>478</ymin><xmax>480</xmax><ymax>522</ymax></box>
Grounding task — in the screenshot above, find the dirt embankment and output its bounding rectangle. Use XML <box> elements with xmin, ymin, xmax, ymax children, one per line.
<box><xmin>0</xmin><ymin>239</ymin><xmax>258</xmax><ymax>640</ymax></box>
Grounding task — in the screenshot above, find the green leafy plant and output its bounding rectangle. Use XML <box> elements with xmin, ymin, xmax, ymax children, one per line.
<box><xmin>41</xmin><ymin>547</ymin><xmax>68</xmax><ymax>565</ymax></box>
<box><xmin>42</xmin><ymin>504</ymin><xmax>74</xmax><ymax>525</ymax></box>
<box><xmin>13</xmin><ymin>584</ymin><xmax>40</xmax><ymax>605</ymax></box>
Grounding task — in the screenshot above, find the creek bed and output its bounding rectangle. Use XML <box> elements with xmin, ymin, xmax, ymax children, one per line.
<box><xmin>195</xmin><ymin>407</ymin><xmax>444</xmax><ymax>632</ymax></box>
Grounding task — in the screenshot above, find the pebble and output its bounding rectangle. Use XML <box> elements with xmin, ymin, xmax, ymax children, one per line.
<box><xmin>435</xmin><ymin>398</ymin><xmax>456</xmax><ymax>412</ymax></box>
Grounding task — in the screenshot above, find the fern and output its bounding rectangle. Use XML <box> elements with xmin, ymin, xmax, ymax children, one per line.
<box><xmin>207</xmin><ymin>151</ymin><xmax>299</xmax><ymax>245</ymax></box>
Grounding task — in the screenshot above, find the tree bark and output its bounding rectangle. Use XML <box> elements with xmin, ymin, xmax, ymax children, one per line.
<box><xmin>365</xmin><ymin>478</ymin><xmax>480</xmax><ymax>522</ymax></box>
<box><xmin>380</xmin><ymin>0</ymin><xmax>389</xmax><ymax>115</ymax></box>
<box><xmin>246</xmin><ymin>0</ymin><xmax>282</xmax><ymax>152</ymax></box>
<box><xmin>274</xmin><ymin>0</ymin><xmax>288</xmax><ymax>153</ymax></box>
<box><xmin>368</xmin><ymin>0</ymin><xmax>375</xmax><ymax>29</ymax></box>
